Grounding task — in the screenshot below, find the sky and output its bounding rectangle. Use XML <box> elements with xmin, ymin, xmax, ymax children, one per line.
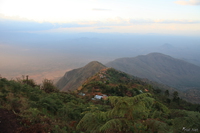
<box><xmin>0</xmin><ymin>0</ymin><xmax>200</xmax><ymax>35</ymax></box>
<box><xmin>0</xmin><ymin>0</ymin><xmax>200</xmax><ymax>81</ymax></box>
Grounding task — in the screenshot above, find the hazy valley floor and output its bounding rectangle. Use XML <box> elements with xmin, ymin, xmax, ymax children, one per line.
<box><xmin>1</xmin><ymin>68</ymin><xmax>71</xmax><ymax>84</ymax></box>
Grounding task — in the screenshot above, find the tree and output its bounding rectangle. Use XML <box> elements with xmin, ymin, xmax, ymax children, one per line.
<box><xmin>154</xmin><ymin>88</ymin><xmax>161</xmax><ymax>94</ymax></box>
<box><xmin>173</xmin><ymin>91</ymin><xmax>179</xmax><ymax>101</ymax></box>
<box><xmin>165</xmin><ymin>90</ymin><xmax>169</xmax><ymax>97</ymax></box>
<box><xmin>77</xmin><ymin>93</ymin><xmax>170</xmax><ymax>133</ymax></box>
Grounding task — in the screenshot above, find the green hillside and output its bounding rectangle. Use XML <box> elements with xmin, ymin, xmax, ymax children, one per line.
<box><xmin>56</xmin><ymin>61</ymin><xmax>106</xmax><ymax>91</ymax></box>
<box><xmin>0</xmin><ymin>67</ymin><xmax>200</xmax><ymax>132</ymax></box>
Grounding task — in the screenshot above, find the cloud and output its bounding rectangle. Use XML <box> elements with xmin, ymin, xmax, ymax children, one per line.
<box><xmin>0</xmin><ymin>18</ymin><xmax>90</xmax><ymax>32</ymax></box>
<box><xmin>175</xmin><ymin>0</ymin><xmax>200</xmax><ymax>5</ymax></box>
<box><xmin>0</xmin><ymin>20</ymin><xmax>54</xmax><ymax>31</ymax></box>
<box><xmin>129</xmin><ymin>19</ymin><xmax>200</xmax><ymax>24</ymax></box>
<box><xmin>0</xmin><ymin>16</ymin><xmax>200</xmax><ymax>34</ymax></box>
<box><xmin>129</xmin><ymin>19</ymin><xmax>154</xmax><ymax>24</ymax></box>
<box><xmin>92</xmin><ymin>8</ymin><xmax>111</xmax><ymax>11</ymax></box>
<box><xmin>96</xmin><ymin>27</ymin><xmax>112</xmax><ymax>30</ymax></box>
<box><xmin>155</xmin><ymin>19</ymin><xmax>200</xmax><ymax>24</ymax></box>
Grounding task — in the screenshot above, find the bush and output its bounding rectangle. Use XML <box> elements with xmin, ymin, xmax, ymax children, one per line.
<box><xmin>41</xmin><ymin>79</ymin><xmax>58</xmax><ymax>93</ymax></box>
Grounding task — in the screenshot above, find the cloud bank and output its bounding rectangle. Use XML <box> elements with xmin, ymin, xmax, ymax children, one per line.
<box><xmin>0</xmin><ymin>16</ymin><xmax>200</xmax><ymax>36</ymax></box>
<box><xmin>1</xmin><ymin>18</ymin><xmax>199</xmax><ymax>32</ymax></box>
<box><xmin>175</xmin><ymin>0</ymin><xmax>200</xmax><ymax>5</ymax></box>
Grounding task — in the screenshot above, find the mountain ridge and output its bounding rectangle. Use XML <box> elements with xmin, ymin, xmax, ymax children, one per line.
<box><xmin>106</xmin><ymin>52</ymin><xmax>200</xmax><ymax>90</ymax></box>
<box><xmin>56</xmin><ymin>54</ymin><xmax>200</xmax><ymax>103</ymax></box>
<box><xmin>56</xmin><ymin>61</ymin><xmax>106</xmax><ymax>91</ymax></box>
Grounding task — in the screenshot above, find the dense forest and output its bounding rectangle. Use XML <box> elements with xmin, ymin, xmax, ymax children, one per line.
<box><xmin>0</xmin><ymin>68</ymin><xmax>200</xmax><ymax>133</ymax></box>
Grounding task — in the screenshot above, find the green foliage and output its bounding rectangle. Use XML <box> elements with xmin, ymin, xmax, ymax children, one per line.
<box><xmin>171</xmin><ymin>110</ymin><xmax>200</xmax><ymax>132</ymax></box>
<box><xmin>0</xmin><ymin>72</ymin><xmax>200</xmax><ymax>133</ymax></box>
<box><xmin>10</xmin><ymin>97</ymin><xmax>22</xmax><ymax>112</ymax></box>
<box><xmin>106</xmin><ymin>68</ymin><xmax>131</xmax><ymax>84</ymax></box>
<box><xmin>25</xmin><ymin>79</ymin><xmax>37</xmax><ymax>87</ymax></box>
<box><xmin>77</xmin><ymin>93</ymin><xmax>171</xmax><ymax>133</ymax></box>
<box><xmin>16</xmin><ymin>75</ymin><xmax>37</xmax><ymax>87</ymax></box>
<box><xmin>102</xmin><ymin>84</ymin><xmax>129</xmax><ymax>96</ymax></box>
<box><xmin>41</xmin><ymin>79</ymin><xmax>58</xmax><ymax>93</ymax></box>
<box><xmin>153</xmin><ymin>88</ymin><xmax>162</xmax><ymax>94</ymax></box>
<box><xmin>37</xmin><ymin>94</ymin><xmax>63</xmax><ymax>114</ymax></box>
<box><xmin>165</xmin><ymin>90</ymin><xmax>169</xmax><ymax>97</ymax></box>
<box><xmin>173</xmin><ymin>91</ymin><xmax>179</xmax><ymax>100</ymax></box>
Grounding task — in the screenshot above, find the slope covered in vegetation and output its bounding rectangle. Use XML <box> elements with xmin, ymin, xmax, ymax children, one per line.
<box><xmin>0</xmin><ymin>67</ymin><xmax>200</xmax><ymax>132</ymax></box>
<box><xmin>56</xmin><ymin>61</ymin><xmax>106</xmax><ymax>91</ymax></box>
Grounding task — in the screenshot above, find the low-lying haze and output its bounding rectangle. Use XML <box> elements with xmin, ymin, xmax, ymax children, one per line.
<box><xmin>1</xmin><ymin>32</ymin><xmax>200</xmax><ymax>83</ymax></box>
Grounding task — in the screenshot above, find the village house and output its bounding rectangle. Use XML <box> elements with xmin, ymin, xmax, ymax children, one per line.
<box><xmin>92</xmin><ymin>94</ymin><xmax>108</xmax><ymax>100</ymax></box>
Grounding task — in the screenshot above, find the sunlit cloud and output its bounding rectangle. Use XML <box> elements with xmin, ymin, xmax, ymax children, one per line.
<box><xmin>129</xmin><ymin>19</ymin><xmax>153</xmax><ymax>24</ymax></box>
<box><xmin>0</xmin><ymin>18</ymin><xmax>90</xmax><ymax>32</ymax></box>
<box><xmin>96</xmin><ymin>27</ymin><xmax>112</xmax><ymax>30</ymax></box>
<box><xmin>175</xmin><ymin>0</ymin><xmax>200</xmax><ymax>5</ymax></box>
<box><xmin>153</xmin><ymin>19</ymin><xmax>200</xmax><ymax>24</ymax></box>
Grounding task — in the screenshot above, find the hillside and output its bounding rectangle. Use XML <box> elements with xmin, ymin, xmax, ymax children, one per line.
<box><xmin>77</xmin><ymin>67</ymin><xmax>165</xmax><ymax>98</ymax></box>
<box><xmin>0</xmin><ymin>67</ymin><xmax>200</xmax><ymax>132</ymax></box>
<box><xmin>106</xmin><ymin>52</ymin><xmax>200</xmax><ymax>91</ymax></box>
<box><xmin>56</xmin><ymin>61</ymin><xmax>106</xmax><ymax>91</ymax></box>
<box><xmin>76</xmin><ymin>67</ymin><xmax>199</xmax><ymax>103</ymax></box>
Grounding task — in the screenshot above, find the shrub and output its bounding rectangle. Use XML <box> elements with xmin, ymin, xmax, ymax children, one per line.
<box><xmin>41</xmin><ymin>79</ymin><xmax>58</xmax><ymax>93</ymax></box>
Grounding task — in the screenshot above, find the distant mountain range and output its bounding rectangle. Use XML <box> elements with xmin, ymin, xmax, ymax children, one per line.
<box><xmin>106</xmin><ymin>53</ymin><xmax>200</xmax><ymax>91</ymax></box>
<box><xmin>56</xmin><ymin>53</ymin><xmax>200</xmax><ymax>103</ymax></box>
<box><xmin>56</xmin><ymin>61</ymin><xmax>106</xmax><ymax>91</ymax></box>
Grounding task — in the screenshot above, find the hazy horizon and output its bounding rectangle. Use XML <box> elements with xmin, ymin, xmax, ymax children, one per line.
<box><xmin>0</xmin><ymin>0</ymin><xmax>200</xmax><ymax>82</ymax></box>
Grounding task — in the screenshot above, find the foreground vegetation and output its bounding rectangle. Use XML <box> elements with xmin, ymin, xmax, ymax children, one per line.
<box><xmin>0</xmin><ymin>69</ymin><xmax>200</xmax><ymax>132</ymax></box>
